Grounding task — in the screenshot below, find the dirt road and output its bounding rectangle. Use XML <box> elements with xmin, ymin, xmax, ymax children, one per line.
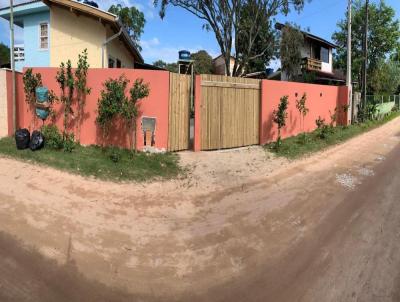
<box><xmin>1</xmin><ymin>118</ymin><xmax>400</xmax><ymax>301</ymax></box>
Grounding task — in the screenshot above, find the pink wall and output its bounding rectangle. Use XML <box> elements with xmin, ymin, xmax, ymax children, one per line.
<box><xmin>16</xmin><ymin>68</ymin><xmax>170</xmax><ymax>150</ymax></box>
<box><xmin>260</xmin><ymin>80</ymin><xmax>349</xmax><ymax>145</ymax></box>
<box><xmin>9</xmin><ymin>68</ymin><xmax>349</xmax><ymax>152</ymax></box>
<box><xmin>5</xmin><ymin>70</ymin><xmax>24</xmax><ymax>136</ymax></box>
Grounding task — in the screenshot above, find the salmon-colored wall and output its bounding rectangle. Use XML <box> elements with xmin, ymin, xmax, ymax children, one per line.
<box><xmin>5</xmin><ymin>70</ymin><xmax>24</xmax><ymax>136</ymax></box>
<box><xmin>260</xmin><ymin>80</ymin><xmax>349</xmax><ymax>145</ymax></box>
<box><xmin>9</xmin><ymin>68</ymin><xmax>349</xmax><ymax>152</ymax></box>
<box><xmin>17</xmin><ymin>68</ymin><xmax>170</xmax><ymax>150</ymax></box>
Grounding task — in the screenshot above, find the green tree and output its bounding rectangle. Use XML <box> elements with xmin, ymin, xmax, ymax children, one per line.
<box><xmin>296</xmin><ymin>93</ymin><xmax>309</xmax><ymax>143</ymax></box>
<box><xmin>191</xmin><ymin>50</ymin><xmax>213</xmax><ymax>74</ymax></box>
<box><xmin>0</xmin><ymin>43</ymin><xmax>10</xmax><ymax>66</ymax></box>
<box><xmin>96</xmin><ymin>76</ymin><xmax>149</xmax><ymax>151</ymax></box>
<box><xmin>332</xmin><ymin>0</ymin><xmax>400</xmax><ymax>92</ymax></box>
<box><xmin>154</xmin><ymin>0</ymin><xmax>308</xmax><ymax>77</ymax></box>
<box><xmin>273</xmin><ymin>95</ymin><xmax>289</xmax><ymax>149</ymax></box>
<box><xmin>108</xmin><ymin>4</ymin><xmax>145</xmax><ymax>51</ymax></box>
<box><xmin>237</xmin><ymin>2</ymin><xmax>278</xmax><ymax>74</ymax></box>
<box><xmin>370</xmin><ymin>60</ymin><xmax>400</xmax><ymax>95</ymax></box>
<box><xmin>153</xmin><ymin>60</ymin><xmax>178</xmax><ymax>72</ymax></box>
<box><xmin>280</xmin><ymin>23</ymin><xmax>304</xmax><ymax>81</ymax></box>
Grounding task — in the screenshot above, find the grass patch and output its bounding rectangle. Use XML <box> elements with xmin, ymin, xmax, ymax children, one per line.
<box><xmin>266</xmin><ymin>111</ymin><xmax>400</xmax><ymax>159</ymax></box>
<box><xmin>0</xmin><ymin>138</ymin><xmax>182</xmax><ymax>182</ymax></box>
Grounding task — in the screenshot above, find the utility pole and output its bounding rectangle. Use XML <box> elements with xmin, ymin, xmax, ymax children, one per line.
<box><xmin>346</xmin><ymin>0</ymin><xmax>353</xmax><ymax>123</ymax></box>
<box><xmin>10</xmin><ymin>0</ymin><xmax>16</xmax><ymax>134</ymax></box>
<box><xmin>362</xmin><ymin>0</ymin><xmax>369</xmax><ymax>110</ymax></box>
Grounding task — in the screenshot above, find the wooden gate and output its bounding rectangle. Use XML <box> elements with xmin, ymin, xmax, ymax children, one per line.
<box><xmin>168</xmin><ymin>73</ymin><xmax>191</xmax><ymax>151</ymax></box>
<box><xmin>200</xmin><ymin>74</ymin><xmax>260</xmax><ymax>150</ymax></box>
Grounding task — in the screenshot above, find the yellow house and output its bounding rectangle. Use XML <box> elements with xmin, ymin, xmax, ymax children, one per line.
<box><xmin>0</xmin><ymin>0</ymin><xmax>143</xmax><ymax>71</ymax></box>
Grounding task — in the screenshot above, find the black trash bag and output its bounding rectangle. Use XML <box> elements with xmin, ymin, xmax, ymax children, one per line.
<box><xmin>29</xmin><ymin>130</ymin><xmax>44</xmax><ymax>151</ymax></box>
<box><xmin>15</xmin><ymin>128</ymin><xmax>30</xmax><ymax>150</ymax></box>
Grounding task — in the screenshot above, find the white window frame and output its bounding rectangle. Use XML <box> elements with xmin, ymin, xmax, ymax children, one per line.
<box><xmin>38</xmin><ymin>22</ymin><xmax>49</xmax><ymax>51</ymax></box>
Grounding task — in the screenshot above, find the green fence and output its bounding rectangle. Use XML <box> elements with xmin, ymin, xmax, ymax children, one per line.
<box><xmin>365</xmin><ymin>95</ymin><xmax>399</xmax><ymax>119</ymax></box>
<box><xmin>366</xmin><ymin>95</ymin><xmax>400</xmax><ymax>105</ymax></box>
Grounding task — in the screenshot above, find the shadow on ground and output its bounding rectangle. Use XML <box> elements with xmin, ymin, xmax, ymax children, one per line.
<box><xmin>0</xmin><ymin>231</ymin><xmax>154</xmax><ymax>302</ymax></box>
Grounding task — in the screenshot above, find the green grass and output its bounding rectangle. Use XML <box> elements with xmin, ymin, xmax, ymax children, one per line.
<box><xmin>266</xmin><ymin>111</ymin><xmax>400</xmax><ymax>159</ymax></box>
<box><xmin>0</xmin><ymin>139</ymin><xmax>182</xmax><ymax>182</ymax></box>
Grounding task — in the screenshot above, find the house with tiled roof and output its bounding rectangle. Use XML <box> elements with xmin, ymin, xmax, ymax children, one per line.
<box><xmin>0</xmin><ymin>0</ymin><xmax>143</xmax><ymax>71</ymax></box>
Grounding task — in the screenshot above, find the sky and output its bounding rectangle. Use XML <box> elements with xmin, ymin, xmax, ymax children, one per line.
<box><xmin>1</xmin><ymin>0</ymin><xmax>400</xmax><ymax>65</ymax></box>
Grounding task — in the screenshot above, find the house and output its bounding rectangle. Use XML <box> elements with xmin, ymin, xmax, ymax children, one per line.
<box><xmin>212</xmin><ymin>54</ymin><xmax>235</xmax><ymax>75</ymax></box>
<box><xmin>0</xmin><ymin>0</ymin><xmax>143</xmax><ymax>71</ymax></box>
<box><xmin>273</xmin><ymin>22</ymin><xmax>344</xmax><ymax>84</ymax></box>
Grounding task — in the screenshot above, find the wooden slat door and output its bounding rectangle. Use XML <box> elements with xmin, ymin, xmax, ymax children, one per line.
<box><xmin>168</xmin><ymin>73</ymin><xmax>191</xmax><ymax>151</ymax></box>
<box><xmin>200</xmin><ymin>74</ymin><xmax>260</xmax><ymax>150</ymax></box>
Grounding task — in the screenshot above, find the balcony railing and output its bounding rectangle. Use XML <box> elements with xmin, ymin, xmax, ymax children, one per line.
<box><xmin>301</xmin><ymin>57</ymin><xmax>322</xmax><ymax>72</ymax></box>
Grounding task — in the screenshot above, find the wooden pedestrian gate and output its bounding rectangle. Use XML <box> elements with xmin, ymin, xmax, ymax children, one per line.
<box><xmin>200</xmin><ymin>74</ymin><xmax>261</xmax><ymax>150</ymax></box>
<box><xmin>168</xmin><ymin>73</ymin><xmax>191</xmax><ymax>151</ymax></box>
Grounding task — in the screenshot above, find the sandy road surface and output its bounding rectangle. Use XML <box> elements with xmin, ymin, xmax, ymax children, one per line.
<box><xmin>1</xmin><ymin>118</ymin><xmax>400</xmax><ymax>301</ymax></box>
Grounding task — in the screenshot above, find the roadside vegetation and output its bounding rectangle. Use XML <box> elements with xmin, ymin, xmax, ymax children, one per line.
<box><xmin>6</xmin><ymin>49</ymin><xmax>182</xmax><ymax>182</ymax></box>
<box><xmin>0</xmin><ymin>136</ymin><xmax>181</xmax><ymax>182</ymax></box>
<box><xmin>266</xmin><ymin>109</ymin><xmax>400</xmax><ymax>159</ymax></box>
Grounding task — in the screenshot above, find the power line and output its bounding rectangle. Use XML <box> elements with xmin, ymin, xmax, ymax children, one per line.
<box><xmin>290</xmin><ymin>0</ymin><xmax>347</xmax><ymax>23</ymax></box>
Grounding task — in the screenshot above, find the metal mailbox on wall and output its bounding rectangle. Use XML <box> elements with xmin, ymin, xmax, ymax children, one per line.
<box><xmin>142</xmin><ymin>117</ymin><xmax>156</xmax><ymax>146</ymax></box>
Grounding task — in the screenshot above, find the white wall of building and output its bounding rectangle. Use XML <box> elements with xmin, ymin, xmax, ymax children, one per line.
<box><xmin>0</xmin><ymin>69</ymin><xmax>8</xmax><ymax>138</ymax></box>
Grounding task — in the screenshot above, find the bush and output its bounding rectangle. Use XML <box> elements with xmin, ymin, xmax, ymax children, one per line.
<box><xmin>41</xmin><ymin>125</ymin><xmax>63</xmax><ymax>150</ymax></box>
<box><xmin>107</xmin><ymin>147</ymin><xmax>122</xmax><ymax>163</ymax></box>
<box><xmin>63</xmin><ymin>133</ymin><xmax>75</xmax><ymax>153</ymax></box>
<box><xmin>315</xmin><ymin>116</ymin><xmax>331</xmax><ymax>139</ymax></box>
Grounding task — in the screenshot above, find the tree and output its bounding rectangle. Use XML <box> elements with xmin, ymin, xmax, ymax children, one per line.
<box><xmin>96</xmin><ymin>76</ymin><xmax>149</xmax><ymax>151</ymax></box>
<box><xmin>237</xmin><ymin>2</ymin><xmax>278</xmax><ymax>74</ymax></box>
<box><xmin>279</xmin><ymin>23</ymin><xmax>304</xmax><ymax>81</ymax></box>
<box><xmin>332</xmin><ymin>0</ymin><xmax>400</xmax><ymax>92</ymax></box>
<box><xmin>153</xmin><ymin>60</ymin><xmax>178</xmax><ymax>72</ymax></box>
<box><xmin>295</xmin><ymin>92</ymin><xmax>309</xmax><ymax>143</ymax></box>
<box><xmin>0</xmin><ymin>43</ymin><xmax>10</xmax><ymax>66</ymax></box>
<box><xmin>108</xmin><ymin>4</ymin><xmax>145</xmax><ymax>51</ymax></box>
<box><xmin>191</xmin><ymin>50</ymin><xmax>213</xmax><ymax>74</ymax></box>
<box><xmin>273</xmin><ymin>95</ymin><xmax>289</xmax><ymax>149</ymax></box>
<box><xmin>370</xmin><ymin>60</ymin><xmax>400</xmax><ymax>95</ymax></box>
<box><xmin>127</xmin><ymin>79</ymin><xmax>150</xmax><ymax>151</ymax></box>
<box><xmin>154</xmin><ymin>0</ymin><xmax>308</xmax><ymax>77</ymax></box>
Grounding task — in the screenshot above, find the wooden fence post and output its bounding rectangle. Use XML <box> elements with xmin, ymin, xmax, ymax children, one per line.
<box><xmin>194</xmin><ymin>75</ymin><xmax>202</xmax><ymax>152</ymax></box>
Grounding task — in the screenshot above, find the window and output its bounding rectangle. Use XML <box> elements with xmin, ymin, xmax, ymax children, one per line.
<box><xmin>39</xmin><ymin>23</ymin><xmax>48</xmax><ymax>49</ymax></box>
<box><xmin>312</xmin><ymin>44</ymin><xmax>321</xmax><ymax>60</ymax></box>
<box><xmin>116</xmin><ymin>59</ymin><xmax>122</xmax><ymax>68</ymax></box>
<box><xmin>321</xmin><ymin>47</ymin><xmax>329</xmax><ymax>63</ymax></box>
<box><xmin>108</xmin><ymin>57</ymin><xmax>115</xmax><ymax>68</ymax></box>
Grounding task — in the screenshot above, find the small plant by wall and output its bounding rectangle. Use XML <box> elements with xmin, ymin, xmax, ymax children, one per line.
<box><xmin>96</xmin><ymin>75</ymin><xmax>150</xmax><ymax>152</ymax></box>
<box><xmin>296</xmin><ymin>93</ymin><xmax>309</xmax><ymax>143</ymax></box>
<box><xmin>96</xmin><ymin>75</ymin><xmax>129</xmax><ymax>139</ymax></box>
<box><xmin>23</xmin><ymin>69</ymin><xmax>42</xmax><ymax>129</ymax></box>
<box><xmin>272</xmin><ymin>95</ymin><xmax>289</xmax><ymax>149</ymax></box>
<box><xmin>315</xmin><ymin>116</ymin><xmax>330</xmax><ymax>139</ymax></box>
<box><xmin>55</xmin><ymin>60</ymin><xmax>76</xmax><ymax>152</ymax></box>
<box><xmin>54</xmin><ymin>49</ymin><xmax>91</xmax><ymax>149</ymax></box>
<box><xmin>75</xmin><ymin>49</ymin><xmax>91</xmax><ymax>141</ymax></box>
<box><xmin>23</xmin><ymin>69</ymin><xmax>42</xmax><ymax>105</ymax></box>
<box><xmin>127</xmin><ymin>79</ymin><xmax>150</xmax><ymax>151</ymax></box>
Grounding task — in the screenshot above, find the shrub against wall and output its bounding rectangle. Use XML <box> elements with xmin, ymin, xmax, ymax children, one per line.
<box><xmin>96</xmin><ymin>75</ymin><xmax>149</xmax><ymax>151</ymax></box>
